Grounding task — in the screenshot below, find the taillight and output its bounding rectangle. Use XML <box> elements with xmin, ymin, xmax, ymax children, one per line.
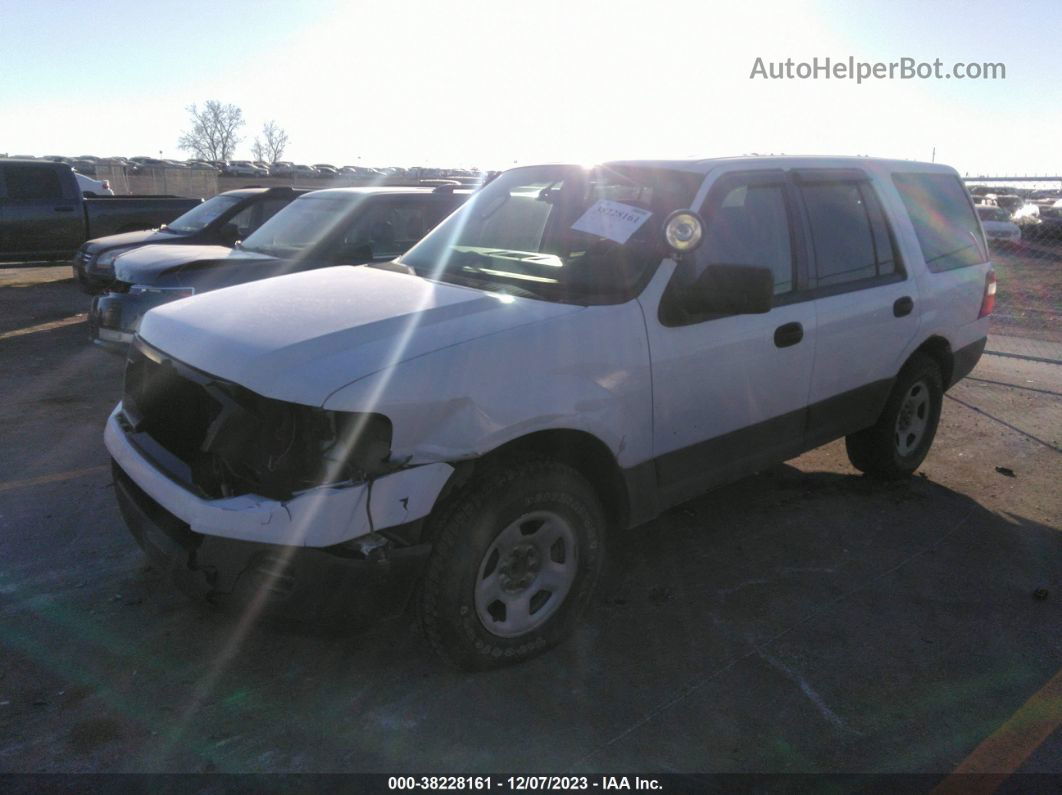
<box><xmin>979</xmin><ymin>269</ymin><xmax>996</xmax><ymax>318</ymax></box>
<box><xmin>102</xmin><ymin>179</ymin><xmax>111</xmax><ymax>191</ymax></box>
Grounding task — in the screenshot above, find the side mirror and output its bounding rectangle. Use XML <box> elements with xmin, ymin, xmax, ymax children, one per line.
<box><xmin>683</xmin><ymin>264</ymin><xmax>774</xmax><ymax>315</ymax></box>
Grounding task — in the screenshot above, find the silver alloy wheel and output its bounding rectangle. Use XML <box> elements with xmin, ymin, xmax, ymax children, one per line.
<box><xmin>474</xmin><ymin>510</ymin><xmax>578</xmax><ymax>638</ymax></box>
<box><xmin>894</xmin><ymin>379</ymin><xmax>930</xmax><ymax>457</ymax></box>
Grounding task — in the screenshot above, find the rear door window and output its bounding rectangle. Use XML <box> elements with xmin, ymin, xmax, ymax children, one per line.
<box><xmin>227</xmin><ymin>197</ymin><xmax>292</xmax><ymax>239</ymax></box>
<box><xmin>255</xmin><ymin>198</ymin><xmax>291</xmax><ymax>228</ymax></box>
<box><xmin>229</xmin><ymin>204</ymin><xmax>258</xmax><ymax>239</ymax></box>
<box><xmin>892</xmin><ymin>172</ymin><xmax>987</xmax><ymax>272</ymax></box>
<box><xmin>800</xmin><ymin>180</ymin><xmax>899</xmax><ymax>288</ymax></box>
<box><xmin>354</xmin><ymin>199</ymin><xmax>454</xmax><ymax>259</ymax></box>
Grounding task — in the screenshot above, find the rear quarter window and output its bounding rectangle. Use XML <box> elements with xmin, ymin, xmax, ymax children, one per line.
<box><xmin>892</xmin><ymin>172</ymin><xmax>987</xmax><ymax>272</ymax></box>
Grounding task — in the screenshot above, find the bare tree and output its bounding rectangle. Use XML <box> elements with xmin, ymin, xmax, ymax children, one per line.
<box><xmin>178</xmin><ymin>101</ymin><xmax>245</xmax><ymax>161</ymax></box>
<box><xmin>252</xmin><ymin>121</ymin><xmax>290</xmax><ymax>164</ymax></box>
<box><xmin>251</xmin><ymin>138</ymin><xmax>268</xmax><ymax>163</ymax></box>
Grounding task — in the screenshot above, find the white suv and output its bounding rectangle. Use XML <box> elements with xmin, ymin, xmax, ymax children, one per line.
<box><xmin>105</xmin><ymin>157</ymin><xmax>994</xmax><ymax>669</ymax></box>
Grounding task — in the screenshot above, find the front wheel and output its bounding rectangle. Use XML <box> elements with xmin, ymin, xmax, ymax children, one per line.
<box><xmin>419</xmin><ymin>457</ymin><xmax>605</xmax><ymax>670</ymax></box>
<box><xmin>845</xmin><ymin>354</ymin><xmax>944</xmax><ymax>479</ymax></box>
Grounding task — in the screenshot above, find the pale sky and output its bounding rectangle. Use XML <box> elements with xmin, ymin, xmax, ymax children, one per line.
<box><xmin>1</xmin><ymin>0</ymin><xmax>1059</xmax><ymax>176</ymax></box>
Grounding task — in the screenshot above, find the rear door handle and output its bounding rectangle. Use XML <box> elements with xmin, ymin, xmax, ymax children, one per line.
<box><xmin>893</xmin><ymin>296</ymin><xmax>914</xmax><ymax>317</ymax></box>
<box><xmin>54</xmin><ymin>206</ymin><xmax>75</xmax><ymax>213</ymax></box>
<box><xmin>774</xmin><ymin>321</ymin><xmax>804</xmax><ymax>348</ymax></box>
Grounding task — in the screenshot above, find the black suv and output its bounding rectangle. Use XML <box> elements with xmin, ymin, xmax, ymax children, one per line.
<box><xmin>74</xmin><ymin>187</ymin><xmax>307</xmax><ymax>293</ymax></box>
<box><xmin>89</xmin><ymin>186</ymin><xmax>469</xmax><ymax>350</ymax></box>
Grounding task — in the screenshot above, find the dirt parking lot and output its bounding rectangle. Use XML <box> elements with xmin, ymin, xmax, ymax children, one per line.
<box><xmin>0</xmin><ymin>267</ymin><xmax>1059</xmax><ymax>780</ymax></box>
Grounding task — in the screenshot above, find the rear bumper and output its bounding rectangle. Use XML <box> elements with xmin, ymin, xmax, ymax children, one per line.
<box><xmin>113</xmin><ymin>461</ymin><xmax>431</xmax><ymax>621</ymax></box>
<box><xmin>950</xmin><ymin>336</ymin><xmax>987</xmax><ymax>388</ymax></box>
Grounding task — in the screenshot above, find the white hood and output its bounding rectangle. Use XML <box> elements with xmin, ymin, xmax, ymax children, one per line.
<box><xmin>137</xmin><ymin>265</ymin><xmax>583</xmax><ymax>405</ymax></box>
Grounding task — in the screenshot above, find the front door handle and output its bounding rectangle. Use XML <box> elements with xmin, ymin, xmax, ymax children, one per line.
<box><xmin>893</xmin><ymin>296</ymin><xmax>914</xmax><ymax>317</ymax></box>
<box><xmin>53</xmin><ymin>206</ymin><xmax>75</xmax><ymax>213</ymax></box>
<box><xmin>774</xmin><ymin>321</ymin><xmax>804</xmax><ymax>348</ymax></box>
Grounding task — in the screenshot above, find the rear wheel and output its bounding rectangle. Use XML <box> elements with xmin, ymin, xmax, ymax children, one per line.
<box><xmin>845</xmin><ymin>354</ymin><xmax>944</xmax><ymax>479</ymax></box>
<box><xmin>419</xmin><ymin>457</ymin><xmax>605</xmax><ymax>670</ymax></box>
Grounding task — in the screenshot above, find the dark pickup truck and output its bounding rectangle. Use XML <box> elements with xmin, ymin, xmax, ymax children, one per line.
<box><xmin>0</xmin><ymin>159</ymin><xmax>201</xmax><ymax>262</ymax></box>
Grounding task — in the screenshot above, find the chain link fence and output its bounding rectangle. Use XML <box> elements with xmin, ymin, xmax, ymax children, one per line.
<box><xmin>93</xmin><ymin>164</ymin><xmax>219</xmax><ymax>198</ymax></box>
<box><xmin>965</xmin><ymin>181</ymin><xmax>1062</xmax><ymax>364</ymax></box>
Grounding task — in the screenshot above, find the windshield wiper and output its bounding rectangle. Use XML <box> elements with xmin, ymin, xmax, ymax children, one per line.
<box><xmin>415</xmin><ymin>265</ymin><xmax>539</xmax><ymax>299</ymax></box>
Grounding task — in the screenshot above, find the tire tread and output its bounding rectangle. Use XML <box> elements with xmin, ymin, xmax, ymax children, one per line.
<box><xmin>846</xmin><ymin>353</ymin><xmax>943</xmax><ymax>479</ymax></box>
<box><xmin>419</xmin><ymin>455</ymin><xmax>604</xmax><ymax>670</ymax></box>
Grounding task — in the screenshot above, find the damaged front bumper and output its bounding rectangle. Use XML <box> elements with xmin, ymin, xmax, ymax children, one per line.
<box><xmin>113</xmin><ymin>461</ymin><xmax>433</xmax><ymax>621</ymax></box>
<box><xmin>105</xmin><ymin>405</ymin><xmax>453</xmax><ymax>547</ymax></box>
<box><xmin>106</xmin><ymin>403</ymin><xmax>455</xmax><ymax>616</ymax></box>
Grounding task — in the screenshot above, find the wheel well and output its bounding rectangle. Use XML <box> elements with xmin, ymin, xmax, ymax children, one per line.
<box><xmin>912</xmin><ymin>336</ymin><xmax>954</xmax><ymax>388</ymax></box>
<box><xmin>440</xmin><ymin>429</ymin><xmax>631</xmax><ymax>531</ymax></box>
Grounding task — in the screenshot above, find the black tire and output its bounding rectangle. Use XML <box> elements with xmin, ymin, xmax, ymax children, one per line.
<box><xmin>845</xmin><ymin>353</ymin><xmax>944</xmax><ymax>479</ymax></box>
<box><xmin>419</xmin><ymin>456</ymin><xmax>605</xmax><ymax>670</ymax></box>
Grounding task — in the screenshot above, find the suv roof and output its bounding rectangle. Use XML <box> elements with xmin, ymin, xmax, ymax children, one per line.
<box><xmin>295</xmin><ymin>186</ymin><xmax>470</xmax><ymax>200</ymax></box>
<box><xmin>602</xmin><ymin>155</ymin><xmax>954</xmax><ymax>177</ymax></box>
<box><xmin>218</xmin><ymin>186</ymin><xmax>312</xmax><ymax>199</ymax></box>
<box><xmin>2</xmin><ymin>158</ymin><xmax>69</xmax><ymax>166</ymax></box>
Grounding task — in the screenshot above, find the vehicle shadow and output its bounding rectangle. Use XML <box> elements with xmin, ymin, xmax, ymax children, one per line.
<box><xmin>4</xmin><ymin>442</ymin><xmax>1059</xmax><ymax>773</ymax></box>
<box><xmin>103</xmin><ymin>464</ymin><xmax>1057</xmax><ymax>768</ymax></box>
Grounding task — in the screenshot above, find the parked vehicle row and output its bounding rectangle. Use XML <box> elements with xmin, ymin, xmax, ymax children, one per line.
<box><xmin>975</xmin><ymin>205</ymin><xmax>1022</xmax><ymax>246</ymax></box>
<box><xmin>972</xmin><ymin>188</ymin><xmax>1062</xmax><ymax>238</ymax></box>
<box><xmin>0</xmin><ymin>160</ymin><xmax>200</xmax><ymax>262</ymax></box>
<box><xmin>86</xmin><ymin>186</ymin><xmax>468</xmax><ymax>347</ymax></box>
<box><xmin>968</xmin><ymin>190</ymin><xmax>1062</xmax><ymax>241</ymax></box>
<box><xmin>98</xmin><ymin>156</ymin><xmax>995</xmax><ymax>670</ymax></box>
<box><xmin>2</xmin><ymin>154</ymin><xmax>480</xmax><ymax>181</ymax></box>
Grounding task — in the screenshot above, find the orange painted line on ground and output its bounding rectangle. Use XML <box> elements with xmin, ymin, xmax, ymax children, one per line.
<box><xmin>933</xmin><ymin>666</ymin><xmax>1062</xmax><ymax>795</ymax></box>
<box><xmin>0</xmin><ymin>313</ymin><xmax>86</xmax><ymax>341</ymax></box>
<box><xmin>0</xmin><ymin>464</ymin><xmax>110</xmax><ymax>494</ymax></box>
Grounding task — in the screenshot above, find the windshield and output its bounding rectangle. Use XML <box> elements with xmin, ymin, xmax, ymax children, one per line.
<box><xmin>977</xmin><ymin>206</ymin><xmax>1011</xmax><ymax>222</ymax></box>
<box><xmin>397</xmin><ymin>165</ymin><xmax>702</xmax><ymax>304</ymax></box>
<box><xmin>166</xmin><ymin>195</ymin><xmax>243</xmax><ymax>233</ymax></box>
<box><xmin>240</xmin><ymin>195</ymin><xmax>363</xmax><ymax>258</ymax></box>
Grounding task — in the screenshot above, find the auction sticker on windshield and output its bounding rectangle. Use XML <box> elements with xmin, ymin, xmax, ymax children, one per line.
<box><xmin>570</xmin><ymin>199</ymin><xmax>652</xmax><ymax>244</ymax></box>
